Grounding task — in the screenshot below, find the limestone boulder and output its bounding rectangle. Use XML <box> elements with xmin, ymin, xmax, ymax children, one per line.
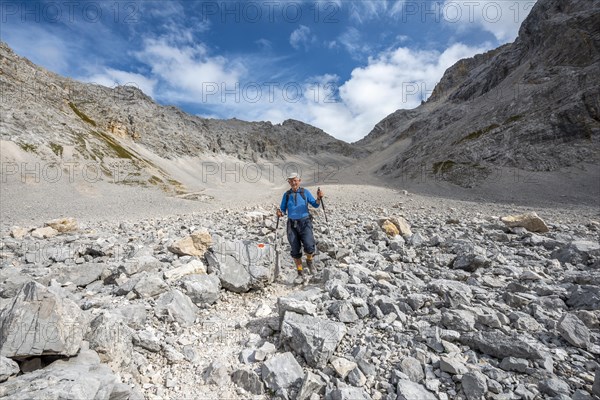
<box><xmin>390</xmin><ymin>216</ymin><xmax>413</xmax><ymax>238</ymax></box>
<box><xmin>45</xmin><ymin>217</ymin><xmax>78</xmax><ymax>233</ymax></box>
<box><xmin>10</xmin><ymin>226</ymin><xmax>28</xmax><ymax>239</ymax></box>
<box><xmin>0</xmin><ymin>342</ymin><xmax>138</xmax><ymax>399</ymax></box>
<box><xmin>280</xmin><ymin>311</ymin><xmax>346</xmax><ymax>368</ymax></box>
<box><xmin>168</xmin><ymin>229</ymin><xmax>212</xmax><ymax>257</ymax></box>
<box><xmin>381</xmin><ymin>220</ymin><xmax>400</xmax><ymax>237</ymax></box>
<box><xmin>557</xmin><ymin>313</ymin><xmax>591</xmax><ymax>348</ymax></box>
<box><xmin>0</xmin><ymin>282</ymin><xmax>86</xmax><ymax>358</ymax></box>
<box><xmin>154</xmin><ymin>289</ymin><xmax>198</xmax><ymax>327</ymax></box>
<box><xmin>206</xmin><ymin>239</ymin><xmax>271</xmax><ymax>293</ymax></box>
<box><xmin>396</xmin><ymin>380</ymin><xmax>437</xmax><ymax>400</ymax></box>
<box><xmin>0</xmin><ymin>356</ymin><xmax>19</xmax><ymax>382</ymax></box>
<box><xmin>181</xmin><ymin>273</ymin><xmax>221</xmax><ymax>306</ymax></box>
<box><xmin>31</xmin><ymin>226</ymin><xmax>58</xmax><ymax>239</ymax></box>
<box><xmin>231</xmin><ymin>368</ymin><xmax>264</xmax><ymax>395</ymax></box>
<box><xmin>85</xmin><ymin>312</ymin><xmax>134</xmax><ymax>371</ymax></box>
<box><xmin>164</xmin><ymin>259</ymin><xmax>206</xmax><ymax>281</ymax></box>
<box><xmin>261</xmin><ymin>352</ymin><xmax>304</xmax><ymax>392</ymax></box>
<box><xmin>501</xmin><ymin>212</ymin><xmax>549</xmax><ymax>233</ymax></box>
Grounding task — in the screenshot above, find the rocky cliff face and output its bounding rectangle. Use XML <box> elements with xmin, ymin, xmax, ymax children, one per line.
<box><xmin>357</xmin><ymin>0</ymin><xmax>600</xmax><ymax>189</ymax></box>
<box><xmin>0</xmin><ymin>42</ymin><xmax>358</xmax><ymax>193</ymax></box>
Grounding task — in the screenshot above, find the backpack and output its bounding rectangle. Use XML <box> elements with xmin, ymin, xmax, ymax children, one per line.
<box><xmin>284</xmin><ymin>188</ymin><xmax>309</xmax><ymax>214</ymax></box>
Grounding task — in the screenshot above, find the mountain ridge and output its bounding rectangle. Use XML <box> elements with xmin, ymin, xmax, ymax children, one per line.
<box><xmin>1</xmin><ymin>0</ymin><xmax>599</xmax><ymax>203</ymax></box>
<box><xmin>0</xmin><ymin>42</ymin><xmax>360</xmax><ymax>194</ymax></box>
<box><xmin>355</xmin><ymin>0</ymin><xmax>599</xmax><ymax>192</ymax></box>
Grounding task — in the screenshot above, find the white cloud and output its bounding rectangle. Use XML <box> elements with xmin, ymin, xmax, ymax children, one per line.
<box><xmin>82</xmin><ymin>69</ymin><xmax>158</xmax><ymax>98</ymax></box>
<box><xmin>389</xmin><ymin>0</ymin><xmax>407</xmax><ymax>18</ymax></box>
<box><xmin>297</xmin><ymin>43</ymin><xmax>492</xmax><ymax>142</ymax></box>
<box><xmin>134</xmin><ymin>37</ymin><xmax>244</xmax><ymax>104</ymax></box>
<box><xmin>157</xmin><ymin>41</ymin><xmax>493</xmax><ymax>143</ymax></box>
<box><xmin>198</xmin><ymin>42</ymin><xmax>492</xmax><ymax>143</ymax></box>
<box><xmin>442</xmin><ymin>0</ymin><xmax>537</xmax><ymax>42</ymax></box>
<box><xmin>348</xmin><ymin>0</ymin><xmax>407</xmax><ymax>23</ymax></box>
<box><xmin>338</xmin><ymin>28</ymin><xmax>372</xmax><ymax>60</ymax></box>
<box><xmin>290</xmin><ymin>25</ymin><xmax>314</xmax><ymax>50</ymax></box>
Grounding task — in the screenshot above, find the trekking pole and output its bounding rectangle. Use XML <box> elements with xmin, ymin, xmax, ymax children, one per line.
<box><xmin>318</xmin><ymin>187</ymin><xmax>328</xmax><ymax>223</ymax></box>
<box><xmin>273</xmin><ymin>211</ymin><xmax>281</xmax><ymax>282</ymax></box>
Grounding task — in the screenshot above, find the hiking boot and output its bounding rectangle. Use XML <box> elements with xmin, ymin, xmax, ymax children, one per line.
<box><xmin>294</xmin><ymin>268</ymin><xmax>310</xmax><ymax>285</ymax></box>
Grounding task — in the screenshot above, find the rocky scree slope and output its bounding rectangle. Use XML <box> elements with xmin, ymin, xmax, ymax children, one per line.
<box><xmin>356</xmin><ymin>0</ymin><xmax>600</xmax><ymax>188</ymax></box>
<box><xmin>0</xmin><ymin>42</ymin><xmax>359</xmax><ymax>193</ymax></box>
<box><xmin>0</xmin><ymin>196</ymin><xmax>599</xmax><ymax>399</ymax></box>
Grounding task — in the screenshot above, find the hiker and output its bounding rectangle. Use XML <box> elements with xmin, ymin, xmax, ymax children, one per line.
<box><xmin>276</xmin><ymin>173</ymin><xmax>323</xmax><ymax>279</ymax></box>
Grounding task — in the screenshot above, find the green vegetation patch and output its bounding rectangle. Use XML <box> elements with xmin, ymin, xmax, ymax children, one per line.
<box><xmin>148</xmin><ymin>175</ymin><xmax>162</xmax><ymax>185</ymax></box>
<box><xmin>90</xmin><ymin>130</ymin><xmax>135</xmax><ymax>159</ymax></box>
<box><xmin>18</xmin><ymin>143</ymin><xmax>37</xmax><ymax>153</ymax></box>
<box><xmin>72</xmin><ymin>134</ymin><xmax>94</xmax><ymax>160</ymax></box>
<box><xmin>457</xmin><ymin>123</ymin><xmax>500</xmax><ymax>144</ymax></box>
<box><xmin>69</xmin><ymin>102</ymin><xmax>97</xmax><ymax>126</ymax></box>
<box><xmin>148</xmin><ymin>175</ymin><xmax>187</xmax><ymax>194</ymax></box>
<box><xmin>49</xmin><ymin>142</ymin><xmax>63</xmax><ymax>157</ymax></box>
<box><xmin>504</xmin><ymin>114</ymin><xmax>523</xmax><ymax>124</ymax></box>
<box><xmin>170</xmin><ymin>180</ymin><xmax>187</xmax><ymax>195</ymax></box>
<box><xmin>433</xmin><ymin>160</ymin><xmax>456</xmax><ymax>175</ymax></box>
<box><xmin>433</xmin><ymin>161</ymin><xmax>487</xmax><ymax>178</ymax></box>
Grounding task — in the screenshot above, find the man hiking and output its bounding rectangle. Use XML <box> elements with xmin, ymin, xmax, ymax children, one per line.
<box><xmin>276</xmin><ymin>172</ymin><xmax>323</xmax><ymax>282</ymax></box>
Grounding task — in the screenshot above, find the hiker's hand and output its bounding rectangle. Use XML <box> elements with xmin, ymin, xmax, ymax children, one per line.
<box><xmin>317</xmin><ymin>188</ymin><xmax>324</xmax><ymax>199</ymax></box>
<box><xmin>276</xmin><ymin>209</ymin><xmax>283</xmax><ymax>217</ymax></box>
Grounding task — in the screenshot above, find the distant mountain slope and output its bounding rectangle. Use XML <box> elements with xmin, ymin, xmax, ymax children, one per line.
<box><xmin>2</xmin><ymin>0</ymin><xmax>598</xmax><ymax>203</ymax></box>
<box><xmin>355</xmin><ymin>0</ymin><xmax>600</xmax><ymax>189</ymax></box>
<box><xmin>0</xmin><ymin>42</ymin><xmax>359</xmax><ymax>193</ymax></box>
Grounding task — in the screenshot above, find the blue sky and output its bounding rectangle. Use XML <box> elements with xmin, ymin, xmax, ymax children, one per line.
<box><xmin>1</xmin><ymin>0</ymin><xmax>536</xmax><ymax>142</ymax></box>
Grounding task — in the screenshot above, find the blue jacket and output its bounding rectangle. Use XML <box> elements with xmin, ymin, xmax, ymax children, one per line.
<box><xmin>280</xmin><ymin>188</ymin><xmax>319</xmax><ymax>220</ymax></box>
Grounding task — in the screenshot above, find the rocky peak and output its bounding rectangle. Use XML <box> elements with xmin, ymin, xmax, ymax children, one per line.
<box><xmin>0</xmin><ymin>41</ymin><xmax>361</xmax><ymax>194</ymax></box>
<box><xmin>0</xmin><ymin>40</ymin><xmax>357</xmax><ymax>160</ymax></box>
<box><xmin>448</xmin><ymin>0</ymin><xmax>599</xmax><ymax>103</ymax></box>
<box><xmin>354</xmin><ymin>109</ymin><xmax>421</xmax><ymax>148</ymax></box>
<box><xmin>427</xmin><ymin>46</ymin><xmax>507</xmax><ymax>103</ymax></box>
<box><xmin>354</xmin><ymin>0</ymin><xmax>600</xmax><ymax>193</ymax></box>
